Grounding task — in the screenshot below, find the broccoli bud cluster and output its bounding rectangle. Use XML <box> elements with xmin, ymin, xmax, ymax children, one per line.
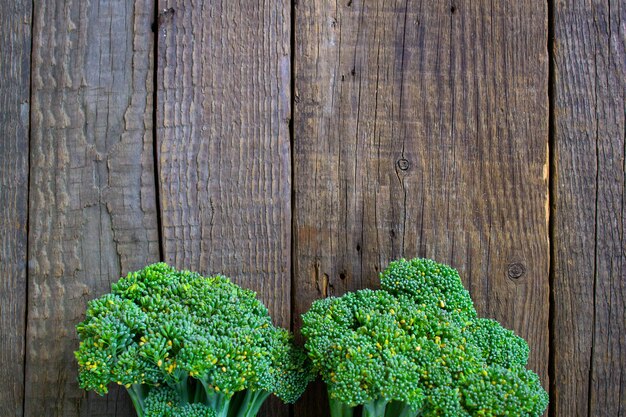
<box><xmin>143</xmin><ymin>386</ymin><xmax>216</xmax><ymax>417</ymax></box>
<box><xmin>75</xmin><ymin>263</ymin><xmax>314</xmax><ymax>417</ymax></box>
<box><xmin>302</xmin><ymin>258</ymin><xmax>549</xmax><ymax>417</ymax></box>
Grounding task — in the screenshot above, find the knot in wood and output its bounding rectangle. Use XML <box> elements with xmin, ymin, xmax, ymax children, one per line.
<box><xmin>157</xmin><ymin>7</ymin><xmax>175</xmax><ymax>29</ymax></box>
<box><xmin>507</xmin><ymin>262</ymin><xmax>526</xmax><ymax>280</ymax></box>
<box><xmin>397</xmin><ymin>158</ymin><xmax>410</xmax><ymax>171</ymax></box>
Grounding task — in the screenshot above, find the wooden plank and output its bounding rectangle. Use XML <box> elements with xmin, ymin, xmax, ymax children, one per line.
<box><xmin>0</xmin><ymin>1</ymin><xmax>32</xmax><ymax>416</ymax></box>
<box><xmin>552</xmin><ymin>0</ymin><xmax>625</xmax><ymax>415</ymax></box>
<box><xmin>25</xmin><ymin>1</ymin><xmax>159</xmax><ymax>416</ymax></box>
<box><xmin>293</xmin><ymin>1</ymin><xmax>550</xmax><ymax>415</ymax></box>
<box><xmin>155</xmin><ymin>1</ymin><xmax>291</xmax><ymax>415</ymax></box>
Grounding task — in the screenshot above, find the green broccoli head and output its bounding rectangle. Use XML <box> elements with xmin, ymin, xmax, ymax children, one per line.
<box><xmin>301</xmin><ymin>258</ymin><xmax>548</xmax><ymax>417</ymax></box>
<box><xmin>380</xmin><ymin>258</ymin><xmax>476</xmax><ymax>318</ymax></box>
<box><xmin>75</xmin><ymin>263</ymin><xmax>313</xmax><ymax>416</ymax></box>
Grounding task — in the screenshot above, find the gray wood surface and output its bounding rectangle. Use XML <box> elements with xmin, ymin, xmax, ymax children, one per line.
<box><xmin>293</xmin><ymin>1</ymin><xmax>550</xmax><ymax>415</ymax></box>
<box><xmin>0</xmin><ymin>1</ymin><xmax>32</xmax><ymax>416</ymax></box>
<box><xmin>24</xmin><ymin>1</ymin><xmax>159</xmax><ymax>415</ymax></box>
<box><xmin>155</xmin><ymin>2</ymin><xmax>292</xmax><ymax>415</ymax></box>
<box><xmin>552</xmin><ymin>0</ymin><xmax>626</xmax><ymax>415</ymax></box>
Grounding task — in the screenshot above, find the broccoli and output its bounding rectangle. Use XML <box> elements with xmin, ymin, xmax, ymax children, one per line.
<box><xmin>75</xmin><ymin>263</ymin><xmax>313</xmax><ymax>417</ymax></box>
<box><xmin>143</xmin><ymin>386</ymin><xmax>216</xmax><ymax>417</ymax></box>
<box><xmin>301</xmin><ymin>258</ymin><xmax>549</xmax><ymax>417</ymax></box>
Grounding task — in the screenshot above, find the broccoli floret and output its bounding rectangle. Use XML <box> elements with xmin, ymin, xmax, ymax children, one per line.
<box><xmin>464</xmin><ymin>318</ymin><xmax>530</xmax><ymax>368</ymax></box>
<box><xmin>460</xmin><ymin>366</ymin><xmax>549</xmax><ymax>417</ymax></box>
<box><xmin>380</xmin><ymin>258</ymin><xmax>476</xmax><ymax>317</ymax></box>
<box><xmin>301</xmin><ymin>258</ymin><xmax>548</xmax><ymax>417</ymax></box>
<box><xmin>267</xmin><ymin>328</ymin><xmax>315</xmax><ymax>404</ymax></box>
<box><xmin>75</xmin><ymin>263</ymin><xmax>314</xmax><ymax>417</ymax></box>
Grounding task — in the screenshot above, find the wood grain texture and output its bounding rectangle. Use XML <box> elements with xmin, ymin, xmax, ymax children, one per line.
<box><xmin>552</xmin><ymin>0</ymin><xmax>625</xmax><ymax>415</ymax></box>
<box><xmin>293</xmin><ymin>1</ymin><xmax>550</xmax><ymax>415</ymax></box>
<box><xmin>0</xmin><ymin>1</ymin><xmax>32</xmax><ymax>416</ymax></box>
<box><xmin>155</xmin><ymin>2</ymin><xmax>291</xmax><ymax>415</ymax></box>
<box><xmin>25</xmin><ymin>1</ymin><xmax>159</xmax><ymax>416</ymax></box>
<box><xmin>155</xmin><ymin>0</ymin><xmax>292</xmax><ymax>343</ymax></box>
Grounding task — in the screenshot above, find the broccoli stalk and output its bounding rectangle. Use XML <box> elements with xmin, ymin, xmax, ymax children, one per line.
<box><xmin>302</xmin><ymin>258</ymin><xmax>549</xmax><ymax>417</ymax></box>
<box><xmin>329</xmin><ymin>396</ymin><xmax>354</xmax><ymax>417</ymax></box>
<box><xmin>362</xmin><ymin>398</ymin><xmax>389</xmax><ymax>417</ymax></box>
<box><xmin>200</xmin><ymin>388</ymin><xmax>230</xmax><ymax>417</ymax></box>
<box><xmin>127</xmin><ymin>384</ymin><xmax>151</xmax><ymax>417</ymax></box>
<box><xmin>329</xmin><ymin>396</ymin><xmax>418</xmax><ymax>417</ymax></box>
<box><xmin>75</xmin><ymin>263</ymin><xmax>314</xmax><ymax>417</ymax></box>
<box><xmin>192</xmin><ymin>385</ymin><xmax>269</xmax><ymax>417</ymax></box>
<box><xmin>126</xmin><ymin>379</ymin><xmax>271</xmax><ymax>417</ymax></box>
<box><xmin>384</xmin><ymin>401</ymin><xmax>420</xmax><ymax>417</ymax></box>
<box><xmin>229</xmin><ymin>390</ymin><xmax>271</xmax><ymax>417</ymax></box>
<box><xmin>364</xmin><ymin>399</ymin><xmax>422</xmax><ymax>417</ymax></box>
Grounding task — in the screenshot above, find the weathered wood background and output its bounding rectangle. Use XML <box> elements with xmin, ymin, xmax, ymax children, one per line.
<box><xmin>0</xmin><ymin>0</ymin><xmax>623</xmax><ymax>416</ymax></box>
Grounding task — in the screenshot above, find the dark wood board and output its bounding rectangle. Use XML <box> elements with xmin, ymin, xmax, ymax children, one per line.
<box><xmin>155</xmin><ymin>1</ymin><xmax>292</xmax><ymax>416</ymax></box>
<box><xmin>293</xmin><ymin>1</ymin><xmax>550</xmax><ymax>415</ymax></box>
<box><xmin>0</xmin><ymin>1</ymin><xmax>32</xmax><ymax>416</ymax></box>
<box><xmin>24</xmin><ymin>1</ymin><xmax>159</xmax><ymax>416</ymax></box>
<box><xmin>552</xmin><ymin>0</ymin><xmax>625</xmax><ymax>415</ymax></box>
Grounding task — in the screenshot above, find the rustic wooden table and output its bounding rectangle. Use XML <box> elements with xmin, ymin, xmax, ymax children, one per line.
<box><xmin>1</xmin><ymin>1</ymin><xmax>623</xmax><ymax>416</ymax></box>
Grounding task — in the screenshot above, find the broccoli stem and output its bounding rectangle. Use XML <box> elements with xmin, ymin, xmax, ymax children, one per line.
<box><xmin>194</xmin><ymin>379</ymin><xmax>207</xmax><ymax>403</ymax></box>
<box><xmin>362</xmin><ymin>398</ymin><xmax>389</xmax><ymax>417</ymax></box>
<box><xmin>232</xmin><ymin>390</ymin><xmax>271</xmax><ymax>417</ymax></box>
<box><xmin>328</xmin><ymin>397</ymin><xmax>354</xmax><ymax>417</ymax></box>
<box><xmin>126</xmin><ymin>384</ymin><xmax>150</xmax><ymax>417</ymax></box>
<box><xmin>206</xmin><ymin>392</ymin><xmax>231</xmax><ymax>417</ymax></box>
<box><xmin>173</xmin><ymin>375</ymin><xmax>191</xmax><ymax>403</ymax></box>
<box><xmin>199</xmin><ymin>380</ymin><xmax>232</xmax><ymax>417</ymax></box>
<box><xmin>384</xmin><ymin>401</ymin><xmax>421</xmax><ymax>417</ymax></box>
